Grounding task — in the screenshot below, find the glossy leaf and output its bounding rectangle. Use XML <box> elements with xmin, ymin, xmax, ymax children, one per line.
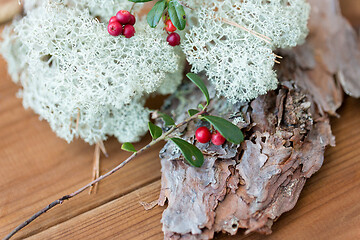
<box><xmin>147</xmin><ymin>0</ymin><xmax>167</xmax><ymax>28</ymax></box>
<box><xmin>159</xmin><ymin>113</ymin><xmax>175</xmax><ymax>126</ymax></box>
<box><xmin>148</xmin><ymin>122</ymin><xmax>163</xmax><ymax>140</ymax></box>
<box><xmin>188</xmin><ymin>109</ymin><xmax>200</xmax><ymax>117</ymax></box>
<box><xmin>186</xmin><ymin>73</ymin><xmax>210</xmax><ymax>106</ymax></box>
<box><xmin>201</xmin><ymin>115</ymin><xmax>244</xmax><ymax>144</ymax></box>
<box><xmin>168</xmin><ymin>0</ymin><xmax>186</xmax><ymax>30</ymax></box>
<box><xmin>170</xmin><ymin>138</ymin><xmax>204</xmax><ymax>167</ymax></box>
<box><xmin>121</xmin><ymin>142</ymin><xmax>137</xmax><ymax>153</ymax></box>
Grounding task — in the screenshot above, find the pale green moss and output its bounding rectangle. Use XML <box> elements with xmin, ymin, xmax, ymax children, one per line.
<box><xmin>1</xmin><ymin>1</ymin><xmax>180</xmax><ymax>144</ymax></box>
<box><xmin>183</xmin><ymin>0</ymin><xmax>310</xmax><ymax>103</ymax></box>
<box><xmin>1</xmin><ymin>0</ymin><xmax>310</xmax><ymax>144</ymax></box>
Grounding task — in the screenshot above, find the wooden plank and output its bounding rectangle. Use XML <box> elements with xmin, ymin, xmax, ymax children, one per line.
<box><xmin>27</xmin><ymin>181</ymin><xmax>165</xmax><ymax>240</ymax></box>
<box><xmin>0</xmin><ymin>54</ymin><xmax>163</xmax><ymax>239</ymax></box>
<box><xmin>1</xmin><ymin>1</ymin><xmax>360</xmax><ymax>239</ymax></box>
<box><xmin>26</xmin><ymin>97</ymin><xmax>360</xmax><ymax>240</ymax></box>
<box><xmin>0</xmin><ymin>0</ymin><xmax>22</xmax><ymax>24</ymax></box>
<box><xmin>340</xmin><ymin>0</ymin><xmax>360</xmax><ymax>27</ymax></box>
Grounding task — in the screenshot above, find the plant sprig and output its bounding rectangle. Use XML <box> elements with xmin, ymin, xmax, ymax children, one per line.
<box><xmin>123</xmin><ymin>73</ymin><xmax>243</xmax><ymax>167</ymax></box>
<box><xmin>3</xmin><ymin>73</ymin><xmax>243</xmax><ymax>240</ymax></box>
<box><xmin>129</xmin><ymin>0</ymin><xmax>187</xmax><ymax>30</ymax></box>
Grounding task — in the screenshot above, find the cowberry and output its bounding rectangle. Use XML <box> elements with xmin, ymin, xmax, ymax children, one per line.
<box><xmin>195</xmin><ymin>126</ymin><xmax>211</xmax><ymax>143</ymax></box>
<box><xmin>128</xmin><ymin>14</ymin><xmax>136</xmax><ymax>25</ymax></box>
<box><xmin>123</xmin><ymin>24</ymin><xmax>136</xmax><ymax>38</ymax></box>
<box><xmin>109</xmin><ymin>16</ymin><xmax>118</xmax><ymax>23</ymax></box>
<box><xmin>167</xmin><ymin>32</ymin><xmax>181</xmax><ymax>46</ymax></box>
<box><xmin>165</xmin><ymin>19</ymin><xmax>177</xmax><ymax>32</ymax></box>
<box><xmin>116</xmin><ymin>10</ymin><xmax>132</xmax><ymax>25</ymax></box>
<box><xmin>107</xmin><ymin>22</ymin><xmax>123</xmax><ymax>36</ymax></box>
<box><xmin>211</xmin><ymin>131</ymin><xmax>226</xmax><ymax>145</ymax></box>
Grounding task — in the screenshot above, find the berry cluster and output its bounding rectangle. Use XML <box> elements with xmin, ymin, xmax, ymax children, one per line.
<box><xmin>108</xmin><ymin>10</ymin><xmax>136</xmax><ymax>38</ymax></box>
<box><xmin>195</xmin><ymin>126</ymin><xmax>226</xmax><ymax>146</ymax></box>
<box><xmin>165</xmin><ymin>19</ymin><xmax>181</xmax><ymax>47</ymax></box>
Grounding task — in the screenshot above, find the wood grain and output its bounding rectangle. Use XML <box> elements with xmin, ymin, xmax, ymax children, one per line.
<box><xmin>0</xmin><ymin>54</ymin><xmax>163</xmax><ymax>239</ymax></box>
<box><xmin>26</xmin><ymin>181</ymin><xmax>165</xmax><ymax>240</ymax></box>
<box><xmin>0</xmin><ymin>0</ymin><xmax>21</xmax><ymax>24</ymax></box>
<box><xmin>1</xmin><ymin>0</ymin><xmax>360</xmax><ymax>239</ymax></box>
<box><xmin>24</xmin><ymin>97</ymin><xmax>360</xmax><ymax>240</ymax></box>
<box><xmin>341</xmin><ymin>0</ymin><xmax>360</xmax><ymax>27</ymax></box>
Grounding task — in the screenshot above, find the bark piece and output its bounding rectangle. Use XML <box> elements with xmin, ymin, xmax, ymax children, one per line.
<box><xmin>158</xmin><ymin>117</ymin><xmax>239</xmax><ymax>240</ymax></box>
<box><xmin>292</xmin><ymin>0</ymin><xmax>360</xmax><ymax>115</ymax></box>
<box><xmin>157</xmin><ymin>0</ymin><xmax>358</xmax><ymax>239</ymax></box>
<box><xmin>158</xmin><ymin>71</ymin><xmax>334</xmax><ymax>240</ymax></box>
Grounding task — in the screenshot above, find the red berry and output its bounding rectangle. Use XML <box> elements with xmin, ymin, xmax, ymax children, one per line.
<box><xmin>128</xmin><ymin>14</ymin><xmax>136</xmax><ymax>25</ymax></box>
<box><xmin>165</xmin><ymin>19</ymin><xmax>177</xmax><ymax>32</ymax></box>
<box><xmin>195</xmin><ymin>127</ymin><xmax>211</xmax><ymax>143</ymax></box>
<box><xmin>107</xmin><ymin>22</ymin><xmax>122</xmax><ymax>36</ymax></box>
<box><xmin>211</xmin><ymin>131</ymin><xmax>226</xmax><ymax>145</ymax></box>
<box><xmin>109</xmin><ymin>16</ymin><xmax>118</xmax><ymax>23</ymax></box>
<box><xmin>116</xmin><ymin>10</ymin><xmax>132</xmax><ymax>25</ymax></box>
<box><xmin>167</xmin><ymin>32</ymin><xmax>181</xmax><ymax>46</ymax></box>
<box><xmin>123</xmin><ymin>24</ymin><xmax>136</xmax><ymax>38</ymax></box>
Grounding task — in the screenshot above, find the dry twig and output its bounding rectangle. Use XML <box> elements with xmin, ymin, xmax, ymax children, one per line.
<box><xmin>3</xmin><ymin>109</ymin><xmax>206</xmax><ymax>240</ymax></box>
<box><xmin>89</xmin><ymin>143</ymin><xmax>101</xmax><ymax>194</ymax></box>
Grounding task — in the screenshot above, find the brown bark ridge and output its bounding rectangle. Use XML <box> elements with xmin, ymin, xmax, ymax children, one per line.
<box><xmin>156</xmin><ymin>0</ymin><xmax>360</xmax><ymax>239</ymax></box>
<box><xmin>293</xmin><ymin>0</ymin><xmax>360</xmax><ymax>115</ymax></box>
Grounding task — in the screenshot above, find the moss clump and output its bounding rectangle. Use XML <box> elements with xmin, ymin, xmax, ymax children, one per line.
<box><xmin>183</xmin><ymin>0</ymin><xmax>310</xmax><ymax>103</ymax></box>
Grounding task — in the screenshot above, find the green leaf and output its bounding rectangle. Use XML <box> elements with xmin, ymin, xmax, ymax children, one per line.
<box><xmin>128</xmin><ymin>0</ymin><xmax>153</xmax><ymax>2</ymax></box>
<box><xmin>159</xmin><ymin>113</ymin><xmax>175</xmax><ymax>126</ymax></box>
<box><xmin>186</xmin><ymin>73</ymin><xmax>210</xmax><ymax>106</ymax></box>
<box><xmin>201</xmin><ymin>115</ymin><xmax>244</xmax><ymax>144</ymax></box>
<box><xmin>198</xmin><ymin>104</ymin><xmax>204</xmax><ymax>110</ymax></box>
<box><xmin>121</xmin><ymin>142</ymin><xmax>137</xmax><ymax>152</ymax></box>
<box><xmin>168</xmin><ymin>0</ymin><xmax>186</xmax><ymax>30</ymax></box>
<box><xmin>170</xmin><ymin>138</ymin><xmax>204</xmax><ymax>167</ymax></box>
<box><xmin>148</xmin><ymin>122</ymin><xmax>163</xmax><ymax>140</ymax></box>
<box><xmin>188</xmin><ymin>109</ymin><xmax>200</xmax><ymax>117</ymax></box>
<box><xmin>147</xmin><ymin>0</ymin><xmax>167</xmax><ymax>28</ymax></box>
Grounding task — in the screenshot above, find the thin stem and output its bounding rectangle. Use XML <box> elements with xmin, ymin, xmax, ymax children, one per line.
<box><xmin>98</xmin><ymin>140</ymin><xmax>108</xmax><ymax>158</ymax></box>
<box><xmin>75</xmin><ymin>108</ymin><xmax>80</xmax><ymax>132</ymax></box>
<box><xmin>216</xmin><ymin>17</ymin><xmax>272</xmax><ymax>45</ymax></box>
<box><xmin>182</xmin><ymin>2</ymin><xmax>272</xmax><ymax>44</ymax></box>
<box><xmin>89</xmin><ymin>143</ymin><xmax>101</xmax><ymax>194</ymax></box>
<box><xmin>129</xmin><ymin>2</ymin><xmax>136</xmax><ymax>14</ymax></box>
<box><xmin>3</xmin><ymin>108</ymin><xmax>206</xmax><ymax>240</ymax></box>
<box><xmin>177</xmin><ymin>1</ymin><xmax>194</xmax><ymax>10</ymax></box>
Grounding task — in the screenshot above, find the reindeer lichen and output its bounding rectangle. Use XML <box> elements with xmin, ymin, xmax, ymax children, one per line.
<box><xmin>1</xmin><ymin>1</ymin><xmax>181</xmax><ymax>144</ymax></box>
<box><xmin>1</xmin><ymin>0</ymin><xmax>310</xmax><ymax>144</ymax></box>
<box><xmin>183</xmin><ymin>0</ymin><xmax>310</xmax><ymax>102</ymax></box>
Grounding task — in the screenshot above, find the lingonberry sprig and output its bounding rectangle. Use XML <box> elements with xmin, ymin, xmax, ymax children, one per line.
<box><xmin>4</xmin><ymin>73</ymin><xmax>243</xmax><ymax>240</ymax></box>
<box><xmin>165</xmin><ymin>19</ymin><xmax>177</xmax><ymax>32</ymax></box>
<box><xmin>128</xmin><ymin>0</ymin><xmax>187</xmax><ymax>46</ymax></box>
<box><xmin>122</xmin><ymin>72</ymin><xmax>244</xmax><ymax>167</ymax></box>
<box><xmin>195</xmin><ymin>126</ymin><xmax>211</xmax><ymax>143</ymax></box>
<box><xmin>108</xmin><ymin>10</ymin><xmax>136</xmax><ymax>38</ymax></box>
<box><xmin>166</xmin><ymin>32</ymin><xmax>181</xmax><ymax>46</ymax></box>
<box><xmin>211</xmin><ymin>131</ymin><xmax>226</xmax><ymax>145</ymax></box>
<box><xmin>195</xmin><ymin>127</ymin><xmax>227</xmax><ymax>146</ymax></box>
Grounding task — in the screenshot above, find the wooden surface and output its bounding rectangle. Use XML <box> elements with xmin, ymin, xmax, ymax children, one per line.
<box><xmin>1</xmin><ymin>1</ymin><xmax>360</xmax><ymax>240</ymax></box>
<box><xmin>0</xmin><ymin>0</ymin><xmax>21</xmax><ymax>24</ymax></box>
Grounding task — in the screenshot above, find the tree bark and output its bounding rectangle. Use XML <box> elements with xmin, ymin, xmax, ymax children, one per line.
<box><xmin>157</xmin><ymin>0</ymin><xmax>360</xmax><ymax>239</ymax></box>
